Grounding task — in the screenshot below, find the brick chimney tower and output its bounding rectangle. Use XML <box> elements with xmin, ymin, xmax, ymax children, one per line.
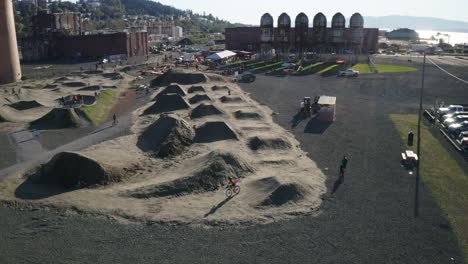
<box><xmin>0</xmin><ymin>0</ymin><xmax>22</xmax><ymax>84</ymax></box>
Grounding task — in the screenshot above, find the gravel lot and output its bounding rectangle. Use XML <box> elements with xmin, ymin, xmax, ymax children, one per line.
<box><xmin>0</xmin><ymin>56</ymin><xmax>467</xmax><ymax>263</ymax></box>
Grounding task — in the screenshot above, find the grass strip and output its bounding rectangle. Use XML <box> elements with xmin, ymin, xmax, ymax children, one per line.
<box><xmin>390</xmin><ymin>114</ymin><xmax>468</xmax><ymax>260</ymax></box>
<box><xmin>82</xmin><ymin>90</ymin><xmax>118</xmax><ymax>125</ymax></box>
<box><xmin>375</xmin><ymin>64</ymin><xmax>417</xmax><ymax>73</ymax></box>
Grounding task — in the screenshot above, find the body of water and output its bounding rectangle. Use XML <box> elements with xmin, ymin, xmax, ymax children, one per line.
<box><xmin>416</xmin><ymin>30</ymin><xmax>468</xmax><ymax>45</ymax></box>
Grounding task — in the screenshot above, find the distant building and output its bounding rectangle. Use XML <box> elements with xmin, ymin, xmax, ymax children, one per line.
<box><xmin>385</xmin><ymin>28</ymin><xmax>419</xmax><ymax>40</ymax></box>
<box><xmin>146</xmin><ymin>21</ymin><xmax>183</xmax><ymax>42</ymax></box>
<box><xmin>225</xmin><ymin>12</ymin><xmax>379</xmax><ymax>58</ymax></box>
<box><xmin>32</xmin><ymin>11</ymin><xmax>82</xmax><ymax>36</ymax></box>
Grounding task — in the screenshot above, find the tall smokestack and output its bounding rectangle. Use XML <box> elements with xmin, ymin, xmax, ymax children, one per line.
<box><xmin>0</xmin><ymin>0</ymin><xmax>22</xmax><ymax>84</ymax></box>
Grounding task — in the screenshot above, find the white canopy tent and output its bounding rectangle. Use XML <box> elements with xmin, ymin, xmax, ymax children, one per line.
<box><xmin>206</xmin><ymin>50</ymin><xmax>237</xmax><ymax>61</ymax></box>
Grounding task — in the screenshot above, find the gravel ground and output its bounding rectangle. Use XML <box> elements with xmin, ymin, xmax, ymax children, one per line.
<box><xmin>0</xmin><ymin>56</ymin><xmax>467</xmax><ymax>263</ymax></box>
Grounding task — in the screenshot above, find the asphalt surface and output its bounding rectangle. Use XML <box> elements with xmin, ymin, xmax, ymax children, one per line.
<box><xmin>0</xmin><ymin>56</ymin><xmax>467</xmax><ymax>263</ymax></box>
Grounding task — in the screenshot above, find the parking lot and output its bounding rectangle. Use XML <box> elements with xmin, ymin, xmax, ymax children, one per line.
<box><xmin>239</xmin><ymin>56</ymin><xmax>468</xmax><ymax>262</ymax></box>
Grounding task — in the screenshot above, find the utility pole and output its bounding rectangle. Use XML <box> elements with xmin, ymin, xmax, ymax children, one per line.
<box><xmin>415</xmin><ymin>52</ymin><xmax>426</xmax><ymax>217</ymax></box>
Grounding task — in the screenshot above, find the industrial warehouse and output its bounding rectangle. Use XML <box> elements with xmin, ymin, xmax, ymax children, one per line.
<box><xmin>226</xmin><ymin>12</ymin><xmax>379</xmax><ymax>58</ymax></box>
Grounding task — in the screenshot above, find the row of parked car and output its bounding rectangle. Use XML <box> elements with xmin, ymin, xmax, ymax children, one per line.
<box><xmin>436</xmin><ymin>104</ymin><xmax>468</xmax><ymax>151</ymax></box>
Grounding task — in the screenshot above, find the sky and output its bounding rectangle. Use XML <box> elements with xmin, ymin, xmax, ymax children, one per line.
<box><xmin>158</xmin><ymin>0</ymin><xmax>468</xmax><ymax>25</ymax></box>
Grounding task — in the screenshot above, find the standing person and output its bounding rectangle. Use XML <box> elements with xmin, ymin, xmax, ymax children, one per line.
<box><xmin>112</xmin><ymin>113</ymin><xmax>118</xmax><ymax>126</ymax></box>
<box><xmin>341</xmin><ymin>155</ymin><xmax>348</xmax><ymax>170</ymax></box>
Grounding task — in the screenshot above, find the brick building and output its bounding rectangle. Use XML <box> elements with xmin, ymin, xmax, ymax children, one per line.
<box><xmin>19</xmin><ymin>32</ymin><xmax>148</xmax><ymax>61</ymax></box>
<box><xmin>225</xmin><ymin>12</ymin><xmax>379</xmax><ymax>58</ymax></box>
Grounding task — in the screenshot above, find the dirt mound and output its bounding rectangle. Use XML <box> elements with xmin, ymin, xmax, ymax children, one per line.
<box><xmin>9</xmin><ymin>100</ymin><xmax>43</xmax><ymax>111</ymax></box>
<box><xmin>54</xmin><ymin>77</ymin><xmax>70</xmax><ymax>83</ymax></box>
<box><xmin>102</xmin><ymin>72</ymin><xmax>123</xmax><ymax>80</ymax></box>
<box><xmin>211</xmin><ymin>85</ymin><xmax>230</xmax><ymax>91</ymax></box>
<box><xmin>189</xmin><ymin>94</ymin><xmax>211</xmax><ymax>104</ymax></box>
<box><xmin>129</xmin><ymin>152</ymin><xmax>253</xmax><ymax>198</ymax></box>
<box><xmin>37</xmin><ymin>152</ymin><xmax>123</xmax><ymax>188</ymax></box>
<box><xmin>63</xmin><ymin>82</ymin><xmax>87</xmax><ymax>87</ymax></box>
<box><xmin>44</xmin><ymin>84</ymin><xmax>58</xmax><ymax>89</ymax></box>
<box><xmin>190</xmin><ymin>104</ymin><xmax>223</xmax><ymax>119</ymax></box>
<box><xmin>151</xmin><ymin>71</ymin><xmax>207</xmax><ymax>86</ymax></box>
<box><xmin>233</xmin><ymin>110</ymin><xmax>262</xmax><ymax>120</ymax></box>
<box><xmin>260</xmin><ymin>183</ymin><xmax>305</xmax><ymax>206</ymax></box>
<box><xmin>79</xmin><ymin>85</ymin><xmax>101</xmax><ymax>91</ymax></box>
<box><xmin>30</xmin><ymin>108</ymin><xmax>79</xmax><ymax>130</ymax></box>
<box><xmin>154</xmin><ymin>84</ymin><xmax>186</xmax><ymax>100</ymax></box>
<box><xmin>188</xmin><ymin>86</ymin><xmax>206</xmax><ymax>93</ymax></box>
<box><xmin>220</xmin><ymin>96</ymin><xmax>243</xmax><ymax>103</ymax></box>
<box><xmin>248</xmin><ymin>136</ymin><xmax>292</xmax><ymax>151</ymax></box>
<box><xmin>195</xmin><ymin>121</ymin><xmax>238</xmax><ymax>142</ymax></box>
<box><xmin>137</xmin><ymin>114</ymin><xmax>194</xmax><ymax>157</ymax></box>
<box><xmin>143</xmin><ymin>94</ymin><xmax>190</xmax><ymax>115</ymax></box>
<box><xmin>84</xmin><ymin>70</ymin><xmax>103</xmax><ymax>74</ymax></box>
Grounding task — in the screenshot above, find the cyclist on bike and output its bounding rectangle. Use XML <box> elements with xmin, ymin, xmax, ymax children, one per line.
<box><xmin>227</xmin><ymin>177</ymin><xmax>236</xmax><ymax>187</ymax></box>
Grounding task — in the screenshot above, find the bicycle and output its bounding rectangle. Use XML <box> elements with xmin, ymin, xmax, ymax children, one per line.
<box><xmin>225</xmin><ymin>184</ymin><xmax>240</xmax><ymax>197</ymax></box>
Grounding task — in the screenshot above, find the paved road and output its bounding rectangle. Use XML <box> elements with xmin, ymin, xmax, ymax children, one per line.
<box><xmin>0</xmin><ymin>60</ymin><xmax>467</xmax><ymax>263</ymax></box>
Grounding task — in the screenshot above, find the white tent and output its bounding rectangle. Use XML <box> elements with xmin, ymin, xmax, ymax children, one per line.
<box><xmin>206</xmin><ymin>50</ymin><xmax>237</xmax><ymax>61</ymax></box>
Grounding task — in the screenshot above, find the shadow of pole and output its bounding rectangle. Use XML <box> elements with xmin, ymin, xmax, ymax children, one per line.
<box><xmin>204</xmin><ymin>195</ymin><xmax>234</xmax><ymax>218</ymax></box>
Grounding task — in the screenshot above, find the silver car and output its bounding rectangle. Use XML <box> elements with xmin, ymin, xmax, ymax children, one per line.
<box><xmin>443</xmin><ymin>115</ymin><xmax>468</xmax><ymax>127</ymax></box>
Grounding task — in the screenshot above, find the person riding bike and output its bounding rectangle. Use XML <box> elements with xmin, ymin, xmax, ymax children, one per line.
<box><xmin>227</xmin><ymin>177</ymin><xmax>236</xmax><ymax>187</ymax></box>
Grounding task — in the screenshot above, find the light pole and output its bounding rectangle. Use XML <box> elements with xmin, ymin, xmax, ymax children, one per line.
<box><xmin>414</xmin><ymin>52</ymin><xmax>426</xmax><ymax>217</ymax></box>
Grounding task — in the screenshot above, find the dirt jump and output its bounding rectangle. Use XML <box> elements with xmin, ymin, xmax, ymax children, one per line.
<box><xmin>194</xmin><ymin>121</ymin><xmax>239</xmax><ymax>142</ymax></box>
<box><xmin>220</xmin><ymin>96</ymin><xmax>243</xmax><ymax>103</ymax></box>
<box><xmin>78</xmin><ymin>85</ymin><xmax>101</xmax><ymax>91</ymax></box>
<box><xmin>189</xmin><ymin>94</ymin><xmax>211</xmax><ymax>104</ymax></box>
<box><xmin>35</xmin><ymin>152</ymin><xmax>124</xmax><ymax>188</ymax></box>
<box><xmin>8</xmin><ymin>100</ymin><xmax>43</xmax><ymax>111</ymax></box>
<box><xmin>212</xmin><ymin>85</ymin><xmax>230</xmax><ymax>92</ymax></box>
<box><xmin>190</xmin><ymin>104</ymin><xmax>223</xmax><ymax>119</ymax></box>
<box><xmin>154</xmin><ymin>84</ymin><xmax>187</xmax><ymax>100</ymax></box>
<box><xmin>248</xmin><ymin>136</ymin><xmax>292</xmax><ymax>151</ymax></box>
<box><xmin>29</xmin><ymin>108</ymin><xmax>80</xmax><ymax>130</ymax></box>
<box><xmin>63</xmin><ymin>82</ymin><xmax>87</xmax><ymax>88</ymax></box>
<box><xmin>137</xmin><ymin>114</ymin><xmax>195</xmax><ymax>158</ymax></box>
<box><xmin>129</xmin><ymin>151</ymin><xmax>254</xmax><ymax>198</ymax></box>
<box><xmin>143</xmin><ymin>94</ymin><xmax>190</xmax><ymax>115</ymax></box>
<box><xmin>233</xmin><ymin>110</ymin><xmax>263</xmax><ymax>120</ymax></box>
<box><xmin>188</xmin><ymin>86</ymin><xmax>206</xmax><ymax>93</ymax></box>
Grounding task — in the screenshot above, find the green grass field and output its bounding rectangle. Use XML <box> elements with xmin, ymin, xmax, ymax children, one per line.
<box><xmin>317</xmin><ymin>64</ymin><xmax>339</xmax><ymax>74</ymax></box>
<box><xmin>251</xmin><ymin>61</ymin><xmax>284</xmax><ymax>73</ymax></box>
<box><xmin>352</xmin><ymin>63</ymin><xmax>417</xmax><ymax>74</ymax></box>
<box><xmin>390</xmin><ymin>114</ymin><xmax>468</xmax><ymax>260</ymax></box>
<box><xmin>300</xmin><ymin>62</ymin><xmax>323</xmax><ymax>72</ymax></box>
<box><xmin>352</xmin><ymin>63</ymin><xmax>375</xmax><ymax>74</ymax></box>
<box><xmin>82</xmin><ymin>90</ymin><xmax>118</xmax><ymax>125</ymax></box>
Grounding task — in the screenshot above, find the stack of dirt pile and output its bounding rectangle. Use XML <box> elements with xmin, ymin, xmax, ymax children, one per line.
<box><xmin>260</xmin><ymin>183</ymin><xmax>306</xmax><ymax>207</ymax></box>
<box><xmin>220</xmin><ymin>96</ymin><xmax>243</xmax><ymax>103</ymax></box>
<box><xmin>143</xmin><ymin>94</ymin><xmax>190</xmax><ymax>115</ymax></box>
<box><xmin>30</xmin><ymin>108</ymin><xmax>79</xmax><ymax>129</ymax></box>
<box><xmin>190</xmin><ymin>104</ymin><xmax>223</xmax><ymax>119</ymax></box>
<box><xmin>194</xmin><ymin>121</ymin><xmax>238</xmax><ymax>142</ymax></box>
<box><xmin>137</xmin><ymin>114</ymin><xmax>195</xmax><ymax>157</ymax></box>
<box><xmin>129</xmin><ymin>151</ymin><xmax>254</xmax><ymax>198</ymax></box>
<box><xmin>37</xmin><ymin>152</ymin><xmax>124</xmax><ymax>188</ymax></box>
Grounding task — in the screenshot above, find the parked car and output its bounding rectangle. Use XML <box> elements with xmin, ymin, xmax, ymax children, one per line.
<box><xmin>441</xmin><ymin>111</ymin><xmax>468</xmax><ymax>122</ymax></box>
<box><xmin>448</xmin><ymin>121</ymin><xmax>468</xmax><ymax>135</ymax></box>
<box><xmin>437</xmin><ymin>105</ymin><xmax>464</xmax><ymax>116</ymax></box>
<box><xmin>458</xmin><ymin>131</ymin><xmax>468</xmax><ymax>141</ymax></box>
<box><xmin>443</xmin><ymin>115</ymin><xmax>468</xmax><ymax>127</ymax></box>
<box><xmin>461</xmin><ymin>138</ymin><xmax>468</xmax><ymax>151</ymax></box>
<box><xmin>338</xmin><ymin>69</ymin><xmax>359</xmax><ymax>77</ymax></box>
<box><xmin>239</xmin><ymin>73</ymin><xmax>256</xmax><ymax>83</ymax></box>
